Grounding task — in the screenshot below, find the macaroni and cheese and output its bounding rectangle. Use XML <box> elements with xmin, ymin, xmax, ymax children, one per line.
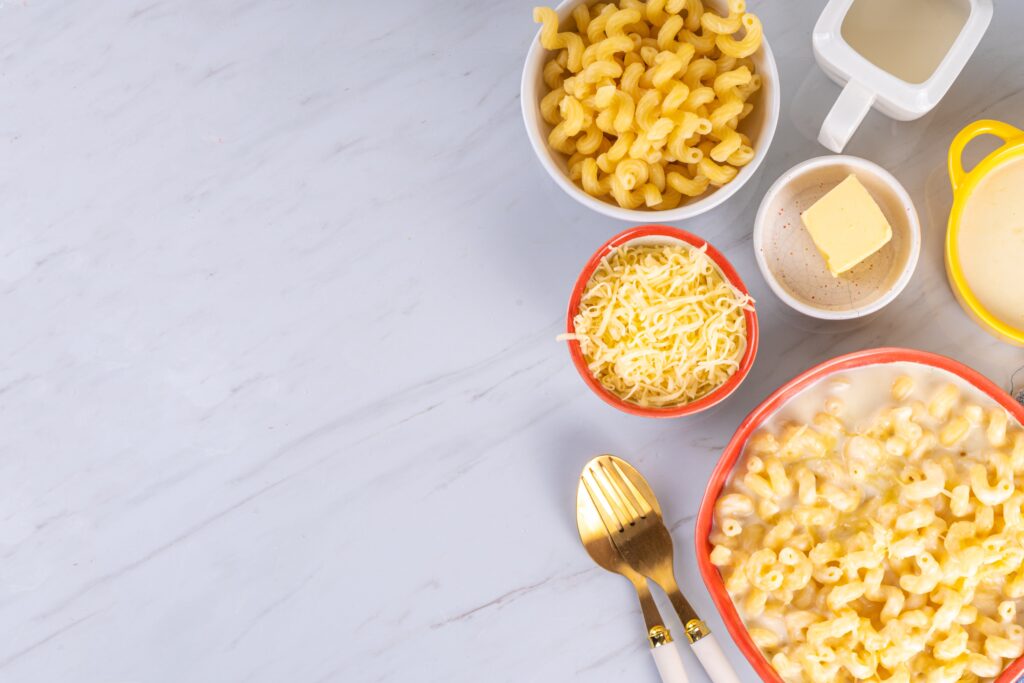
<box><xmin>711</xmin><ymin>363</ymin><xmax>1024</xmax><ymax>682</ymax></box>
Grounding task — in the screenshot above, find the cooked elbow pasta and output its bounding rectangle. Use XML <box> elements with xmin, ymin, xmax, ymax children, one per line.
<box><xmin>711</xmin><ymin>364</ymin><xmax>1024</xmax><ymax>682</ymax></box>
<box><xmin>532</xmin><ymin>1</ymin><xmax>763</xmax><ymax>209</ymax></box>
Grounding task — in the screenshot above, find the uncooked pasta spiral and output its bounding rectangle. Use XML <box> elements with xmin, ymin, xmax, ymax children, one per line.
<box><xmin>532</xmin><ymin>0</ymin><xmax>764</xmax><ymax>209</ymax></box>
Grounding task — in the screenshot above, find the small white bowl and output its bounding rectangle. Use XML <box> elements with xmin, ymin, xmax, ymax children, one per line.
<box><xmin>753</xmin><ymin>155</ymin><xmax>921</xmax><ymax>320</ymax></box>
<box><xmin>520</xmin><ymin>0</ymin><xmax>781</xmax><ymax>222</ymax></box>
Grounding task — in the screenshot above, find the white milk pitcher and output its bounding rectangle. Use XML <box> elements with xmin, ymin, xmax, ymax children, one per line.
<box><xmin>813</xmin><ymin>0</ymin><xmax>992</xmax><ymax>153</ymax></box>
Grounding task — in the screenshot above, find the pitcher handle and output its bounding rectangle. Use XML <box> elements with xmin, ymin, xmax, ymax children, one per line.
<box><xmin>818</xmin><ymin>80</ymin><xmax>875</xmax><ymax>153</ymax></box>
<box><xmin>949</xmin><ymin>119</ymin><xmax>1024</xmax><ymax>192</ymax></box>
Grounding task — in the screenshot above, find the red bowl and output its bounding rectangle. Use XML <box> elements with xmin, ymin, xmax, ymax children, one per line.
<box><xmin>694</xmin><ymin>347</ymin><xmax>1024</xmax><ymax>683</ymax></box>
<box><xmin>565</xmin><ymin>225</ymin><xmax>759</xmax><ymax>418</ymax></box>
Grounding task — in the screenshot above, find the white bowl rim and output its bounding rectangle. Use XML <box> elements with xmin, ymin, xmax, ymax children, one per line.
<box><xmin>752</xmin><ymin>154</ymin><xmax>922</xmax><ymax>320</ymax></box>
<box><xmin>519</xmin><ymin>0</ymin><xmax>781</xmax><ymax>222</ymax></box>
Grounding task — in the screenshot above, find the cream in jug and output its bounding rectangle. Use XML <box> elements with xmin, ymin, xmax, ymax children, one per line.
<box><xmin>841</xmin><ymin>0</ymin><xmax>970</xmax><ymax>84</ymax></box>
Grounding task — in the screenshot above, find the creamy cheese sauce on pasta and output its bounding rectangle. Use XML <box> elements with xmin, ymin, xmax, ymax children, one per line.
<box><xmin>755</xmin><ymin>363</ymin><xmax>995</xmax><ymax>460</ymax></box>
<box><xmin>710</xmin><ymin>362</ymin><xmax>1024</xmax><ymax>682</ymax></box>
<box><xmin>958</xmin><ymin>158</ymin><xmax>1024</xmax><ymax>331</ymax></box>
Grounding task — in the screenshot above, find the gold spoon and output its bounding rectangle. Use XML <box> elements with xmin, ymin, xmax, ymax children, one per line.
<box><xmin>578</xmin><ymin>458</ymin><xmax>689</xmax><ymax>682</ymax></box>
<box><xmin>583</xmin><ymin>455</ymin><xmax>741</xmax><ymax>683</ymax></box>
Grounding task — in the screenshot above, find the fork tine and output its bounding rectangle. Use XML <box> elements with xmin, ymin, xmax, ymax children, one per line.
<box><xmin>591</xmin><ymin>459</ymin><xmax>639</xmax><ymax>528</ymax></box>
<box><xmin>581</xmin><ymin>466</ymin><xmax>624</xmax><ymax>536</ymax></box>
<box><xmin>608</xmin><ymin>458</ymin><xmax>653</xmax><ymax>517</ymax></box>
<box><xmin>597</xmin><ymin>459</ymin><xmax>644</xmax><ymax>523</ymax></box>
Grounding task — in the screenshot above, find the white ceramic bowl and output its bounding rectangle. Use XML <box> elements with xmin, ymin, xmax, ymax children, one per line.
<box><xmin>520</xmin><ymin>0</ymin><xmax>781</xmax><ymax>222</ymax></box>
<box><xmin>753</xmin><ymin>155</ymin><xmax>921</xmax><ymax>320</ymax></box>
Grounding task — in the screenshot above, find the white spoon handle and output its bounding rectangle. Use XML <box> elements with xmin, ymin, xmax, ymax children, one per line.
<box><xmin>650</xmin><ymin>641</ymin><xmax>689</xmax><ymax>683</ymax></box>
<box><xmin>691</xmin><ymin>634</ymin><xmax>741</xmax><ymax>683</ymax></box>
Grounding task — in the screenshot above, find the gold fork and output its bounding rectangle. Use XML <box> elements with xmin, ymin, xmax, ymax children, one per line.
<box><xmin>578</xmin><ymin>466</ymin><xmax>689</xmax><ymax>682</ymax></box>
<box><xmin>584</xmin><ymin>455</ymin><xmax>741</xmax><ymax>683</ymax></box>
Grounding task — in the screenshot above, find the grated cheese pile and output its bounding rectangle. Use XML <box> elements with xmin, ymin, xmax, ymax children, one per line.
<box><xmin>564</xmin><ymin>243</ymin><xmax>752</xmax><ymax>408</ymax></box>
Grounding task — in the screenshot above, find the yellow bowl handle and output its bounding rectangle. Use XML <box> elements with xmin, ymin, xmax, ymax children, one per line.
<box><xmin>949</xmin><ymin>119</ymin><xmax>1024</xmax><ymax>192</ymax></box>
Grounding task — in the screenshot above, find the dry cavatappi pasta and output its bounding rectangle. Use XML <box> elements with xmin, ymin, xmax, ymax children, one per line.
<box><xmin>711</xmin><ymin>369</ymin><xmax>1024</xmax><ymax>682</ymax></box>
<box><xmin>533</xmin><ymin>0</ymin><xmax>764</xmax><ymax>209</ymax></box>
<box><xmin>563</xmin><ymin>243</ymin><xmax>751</xmax><ymax>407</ymax></box>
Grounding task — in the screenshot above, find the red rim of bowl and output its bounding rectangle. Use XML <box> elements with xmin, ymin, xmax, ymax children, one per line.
<box><xmin>694</xmin><ymin>347</ymin><xmax>1024</xmax><ymax>683</ymax></box>
<box><xmin>565</xmin><ymin>225</ymin><xmax>759</xmax><ymax>418</ymax></box>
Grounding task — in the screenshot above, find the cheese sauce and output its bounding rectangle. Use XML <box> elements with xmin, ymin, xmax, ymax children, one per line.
<box><xmin>751</xmin><ymin>362</ymin><xmax>1002</xmax><ymax>457</ymax></box>
<box><xmin>958</xmin><ymin>157</ymin><xmax>1024</xmax><ymax>330</ymax></box>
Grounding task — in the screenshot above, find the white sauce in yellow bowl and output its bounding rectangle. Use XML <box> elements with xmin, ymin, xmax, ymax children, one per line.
<box><xmin>958</xmin><ymin>158</ymin><xmax>1024</xmax><ymax>330</ymax></box>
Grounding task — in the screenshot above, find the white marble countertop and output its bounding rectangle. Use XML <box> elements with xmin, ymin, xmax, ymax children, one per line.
<box><xmin>3</xmin><ymin>1</ymin><xmax>1024</xmax><ymax>681</ymax></box>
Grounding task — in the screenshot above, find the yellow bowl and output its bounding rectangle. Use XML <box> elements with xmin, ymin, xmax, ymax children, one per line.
<box><xmin>945</xmin><ymin>119</ymin><xmax>1024</xmax><ymax>345</ymax></box>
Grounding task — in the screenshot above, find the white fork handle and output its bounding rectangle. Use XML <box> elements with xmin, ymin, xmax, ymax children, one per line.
<box><xmin>691</xmin><ymin>634</ymin><xmax>741</xmax><ymax>683</ymax></box>
<box><xmin>651</xmin><ymin>642</ymin><xmax>689</xmax><ymax>683</ymax></box>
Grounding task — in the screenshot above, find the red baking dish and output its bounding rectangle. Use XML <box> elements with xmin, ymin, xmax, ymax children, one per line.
<box><xmin>694</xmin><ymin>347</ymin><xmax>1024</xmax><ymax>683</ymax></box>
<box><xmin>565</xmin><ymin>224</ymin><xmax>759</xmax><ymax>418</ymax></box>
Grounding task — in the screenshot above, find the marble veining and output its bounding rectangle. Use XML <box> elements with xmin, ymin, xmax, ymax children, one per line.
<box><xmin>3</xmin><ymin>0</ymin><xmax>1024</xmax><ymax>681</ymax></box>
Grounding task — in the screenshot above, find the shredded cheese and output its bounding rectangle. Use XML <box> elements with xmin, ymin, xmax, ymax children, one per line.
<box><xmin>565</xmin><ymin>243</ymin><xmax>752</xmax><ymax>408</ymax></box>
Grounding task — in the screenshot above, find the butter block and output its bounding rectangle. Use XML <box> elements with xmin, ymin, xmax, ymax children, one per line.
<box><xmin>800</xmin><ymin>174</ymin><xmax>893</xmax><ymax>277</ymax></box>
